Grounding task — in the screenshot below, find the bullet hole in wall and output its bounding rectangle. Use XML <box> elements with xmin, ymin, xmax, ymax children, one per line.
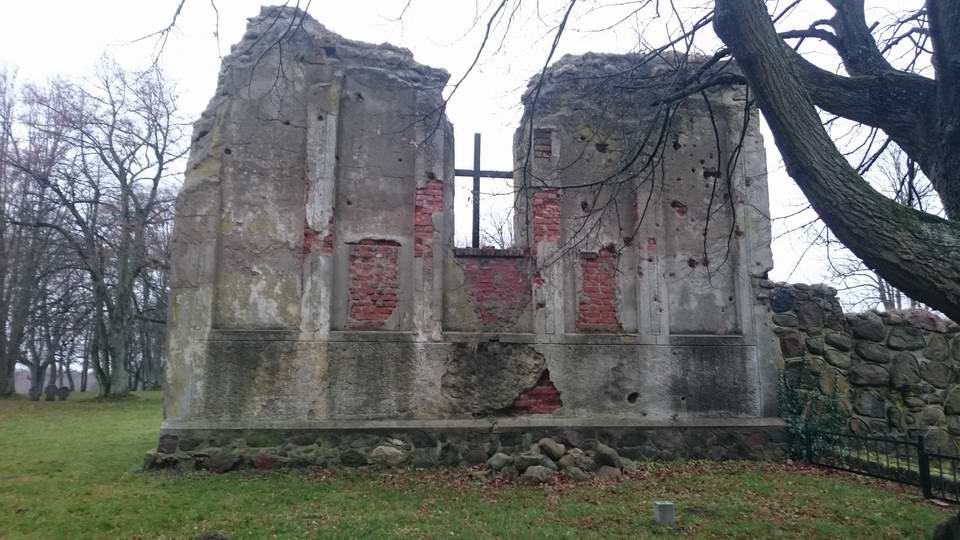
<box><xmin>670</xmin><ymin>200</ymin><xmax>688</xmax><ymax>217</ymax></box>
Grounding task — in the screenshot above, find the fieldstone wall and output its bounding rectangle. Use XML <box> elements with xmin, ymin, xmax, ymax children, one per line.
<box><xmin>768</xmin><ymin>281</ymin><xmax>960</xmax><ymax>454</ymax></box>
<box><xmin>145</xmin><ymin>424</ymin><xmax>782</xmax><ymax>477</ymax></box>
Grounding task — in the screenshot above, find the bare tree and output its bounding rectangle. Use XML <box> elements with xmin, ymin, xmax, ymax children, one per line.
<box><xmin>480</xmin><ymin>206</ymin><xmax>515</xmax><ymax>249</ymax></box>
<box><xmin>0</xmin><ymin>69</ymin><xmax>68</xmax><ymax>398</ymax></box>
<box><xmin>1</xmin><ymin>59</ymin><xmax>185</xmax><ymax>397</ymax></box>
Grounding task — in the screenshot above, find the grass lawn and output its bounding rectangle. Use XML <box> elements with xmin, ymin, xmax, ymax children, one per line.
<box><xmin>0</xmin><ymin>391</ymin><xmax>951</xmax><ymax>539</ymax></box>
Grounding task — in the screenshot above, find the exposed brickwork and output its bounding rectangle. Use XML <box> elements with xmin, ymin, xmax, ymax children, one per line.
<box><xmin>452</xmin><ymin>247</ymin><xmax>525</xmax><ymax>258</ymax></box>
<box><xmin>415</xmin><ymin>179</ymin><xmax>444</xmax><ymax>257</ymax></box>
<box><xmin>533</xmin><ymin>128</ymin><xmax>553</xmax><ymax>158</ymax></box>
<box><xmin>302</xmin><ymin>216</ymin><xmax>335</xmax><ymax>255</ymax></box>
<box><xmin>577</xmin><ymin>246</ymin><xmax>621</xmax><ymax>332</ymax></box>
<box><xmin>532</xmin><ymin>189</ymin><xmax>561</xmax><ymax>245</ymax></box>
<box><xmin>670</xmin><ymin>200</ymin><xmax>688</xmax><ymax>217</ymax></box>
<box><xmin>322</xmin><ymin>216</ymin><xmax>335</xmax><ymax>254</ymax></box>
<box><xmin>457</xmin><ymin>255</ymin><xmax>532</xmax><ymax>330</ymax></box>
<box><xmin>302</xmin><ymin>219</ymin><xmax>320</xmax><ymax>255</ymax></box>
<box><xmin>501</xmin><ymin>370</ymin><xmax>562</xmax><ymax>415</ymax></box>
<box><xmin>646</xmin><ymin>236</ymin><xmax>657</xmax><ymax>253</ymax></box>
<box><xmin>348</xmin><ymin>239</ymin><xmax>400</xmax><ymax>328</ymax></box>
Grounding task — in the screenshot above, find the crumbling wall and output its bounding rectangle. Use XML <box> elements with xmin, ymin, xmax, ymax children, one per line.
<box><xmin>157</xmin><ymin>8</ymin><xmax>782</xmax><ymax>471</ymax></box>
<box><xmin>769</xmin><ymin>281</ymin><xmax>960</xmax><ymax>454</ymax></box>
<box><xmin>512</xmin><ymin>53</ymin><xmax>773</xmax><ymax>342</ymax></box>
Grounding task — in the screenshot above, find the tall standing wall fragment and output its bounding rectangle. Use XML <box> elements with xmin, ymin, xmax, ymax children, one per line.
<box><xmin>152</xmin><ymin>7</ymin><xmax>783</xmax><ymax>470</ymax></box>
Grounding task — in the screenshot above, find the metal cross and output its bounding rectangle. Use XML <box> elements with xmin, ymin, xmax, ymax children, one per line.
<box><xmin>454</xmin><ymin>133</ymin><xmax>512</xmax><ymax>248</ymax></box>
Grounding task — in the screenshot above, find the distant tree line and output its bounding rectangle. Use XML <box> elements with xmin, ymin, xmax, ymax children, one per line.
<box><xmin>0</xmin><ymin>59</ymin><xmax>185</xmax><ymax>399</ymax></box>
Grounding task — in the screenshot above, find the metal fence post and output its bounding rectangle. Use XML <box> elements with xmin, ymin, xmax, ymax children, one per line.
<box><xmin>918</xmin><ymin>436</ymin><xmax>933</xmax><ymax>499</ymax></box>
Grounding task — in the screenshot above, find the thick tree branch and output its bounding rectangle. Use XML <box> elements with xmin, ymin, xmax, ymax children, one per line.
<box><xmin>715</xmin><ymin>0</ymin><xmax>960</xmax><ymax>320</ymax></box>
<box><xmin>787</xmin><ymin>52</ymin><xmax>933</xmax><ymax>148</ymax></box>
<box><xmin>825</xmin><ymin>0</ymin><xmax>894</xmax><ymax>75</ymax></box>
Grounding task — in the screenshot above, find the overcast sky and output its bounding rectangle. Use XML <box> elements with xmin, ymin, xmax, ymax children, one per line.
<box><xmin>0</xmin><ymin>0</ymin><xmax>917</xmax><ymax>291</ymax></box>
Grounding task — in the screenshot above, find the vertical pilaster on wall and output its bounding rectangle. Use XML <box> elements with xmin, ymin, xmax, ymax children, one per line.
<box><xmin>634</xmin><ymin>175</ymin><xmax>665</xmax><ymax>336</ymax></box>
<box><xmin>521</xmin><ymin>126</ymin><xmax>564</xmax><ymax>336</ymax></box>
<box><xmin>729</xmin><ymin>86</ymin><xmax>777</xmax><ymax>417</ymax></box>
<box><xmin>411</xmin><ymin>93</ymin><xmax>450</xmax><ymax>340</ymax></box>
<box><xmin>164</xmin><ymin>140</ymin><xmax>223</xmax><ymax>423</ymax></box>
<box><xmin>300</xmin><ymin>77</ymin><xmax>340</xmax><ymax>339</ymax></box>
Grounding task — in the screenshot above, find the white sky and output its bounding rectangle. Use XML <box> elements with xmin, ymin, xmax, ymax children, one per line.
<box><xmin>0</xmin><ymin>0</ymin><xmax>920</xmax><ymax>299</ymax></box>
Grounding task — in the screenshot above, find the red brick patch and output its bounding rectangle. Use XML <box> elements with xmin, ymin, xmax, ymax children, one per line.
<box><xmin>302</xmin><ymin>219</ymin><xmax>321</xmax><ymax>255</ymax></box>
<box><xmin>348</xmin><ymin>239</ymin><xmax>401</xmax><ymax>328</ymax></box>
<box><xmin>532</xmin><ymin>189</ymin><xmax>561</xmax><ymax>245</ymax></box>
<box><xmin>503</xmin><ymin>370</ymin><xmax>561</xmax><ymax>415</ymax></box>
<box><xmin>303</xmin><ymin>216</ymin><xmax>335</xmax><ymax>255</ymax></box>
<box><xmin>577</xmin><ymin>245</ymin><xmax>621</xmax><ymax>332</ymax></box>
<box><xmin>458</xmin><ymin>256</ymin><xmax>531</xmax><ymax>330</ymax></box>
<box><xmin>321</xmin><ymin>216</ymin><xmax>335</xmax><ymax>254</ymax></box>
<box><xmin>415</xmin><ymin>179</ymin><xmax>444</xmax><ymax>257</ymax></box>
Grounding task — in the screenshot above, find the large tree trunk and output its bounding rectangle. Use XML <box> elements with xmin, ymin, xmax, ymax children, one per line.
<box><xmin>106</xmin><ymin>317</ymin><xmax>130</xmax><ymax>397</ymax></box>
<box><xmin>926</xmin><ymin>1</ymin><xmax>960</xmax><ymax>218</ymax></box>
<box><xmin>29</xmin><ymin>364</ymin><xmax>44</xmax><ymax>401</ymax></box>
<box><xmin>714</xmin><ymin>0</ymin><xmax>960</xmax><ymax>320</ymax></box>
<box><xmin>0</xmin><ymin>360</ymin><xmax>12</xmax><ymax>397</ymax></box>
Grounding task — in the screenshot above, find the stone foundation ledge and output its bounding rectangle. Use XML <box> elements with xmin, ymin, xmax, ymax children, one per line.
<box><xmin>144</xmin><ymin>419</ymin><xmax>785</xmax><ymax>474</ymax></box>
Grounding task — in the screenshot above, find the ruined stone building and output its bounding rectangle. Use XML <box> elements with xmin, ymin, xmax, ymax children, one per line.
<box><xmin>151</xmin><ymin>6</ymin><xmax>783</xmax><ymax>469</ymax></box>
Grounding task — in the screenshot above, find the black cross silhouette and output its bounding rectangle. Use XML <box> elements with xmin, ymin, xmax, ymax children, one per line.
<box><xmin>454</xmin><ymin>133</ymin><xmax>513</xmax><ymax>248</ymax></box>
